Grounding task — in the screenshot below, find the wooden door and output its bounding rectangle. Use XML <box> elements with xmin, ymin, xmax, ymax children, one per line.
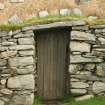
<box><xmin>36</xmin><ymin>28</ymin><xmax>70</xmax><ymax>101</ymax></box>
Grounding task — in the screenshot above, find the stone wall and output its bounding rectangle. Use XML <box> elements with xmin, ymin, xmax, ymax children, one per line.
<box><xmin>0</xmin><ymin>21</ymin><xmax>105</xmax><ymax>105</ymax></box>
<box><xmin>0</xmin><ymin>30</ymin><xmax>36</xmax><ymax>105</ymax></box>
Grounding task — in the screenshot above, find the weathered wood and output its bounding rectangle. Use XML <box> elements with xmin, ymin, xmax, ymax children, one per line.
<box><xmin>36</xmin><ymin>27</ymin><xmax>70</xmax><ymax>102</ymax></box>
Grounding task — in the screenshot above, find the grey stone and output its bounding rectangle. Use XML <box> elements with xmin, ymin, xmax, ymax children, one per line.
<box><xmin>0</xmin><ymin>59</ymin><xmax>7</xmax><ymax>67</ymax></box>
<box><xmin>71</xmin><ymin>82</ymin><xmax>89</xmax><ymax>88</ymax></box>
<box><xmin>9</xmin><ymin>45</ymin><xmax>35</xmax><ymax>50</ymax></box>
<box><xmin>8</xmin><ymin>14</ymin><xmax>22</xmax><ymax>24</ymax></box>
<box><xmin>95</xmin><ymin>29</ymin><xmax>105</xmax><ymax>34</ymax></box>
<box><xmin>9</xmin><ymin>56</ymin><xmax>34</xmax><ymax>67</ymax></box>
<box><xmin>70</xmin><ymin>41</ymin><xmax>91</xmax><ymax>52</ymax></box>
<box><xmin>69</xmin><ymin>64</ymin><xmax>82</xmax><ymax>74</ymax></box>
<box><xmin>18</xmin><ymin>38</ymin><xmax>34</xmax><ymax>45</ymax></box>
<box><xmin>39</xmin><ymin>11</ymin><xmax>49</xmax><ymax>18</ymax></box>
<box><xmin>0</xmin><ymin>89</ymin><xmax>13</xmax><ymax>95</ymax></box>
<box><xmin>96</xmin><ymin>63</ymin><xmax>105</xmax><ymax>77</ymax></box>
<box><xmin>0</xmin><ymin>31</ymin><xmax>8</xmax><ymax>37</ymax></box>
<box><xmin>0</xmin><ymin>79</ymin><xmax>6</xmax><ymax>85</ymax></box>
<box><xmin>72</xmin><ymin>26</ymin><xmax>89</xmax><ymax>31</ymax></box>
<box><xmin>9</xmin><ymin>93</ymin><xmax>34</xmax><ymax>105</ymax></box>
<box><xmin>84</xmin><ymin>64</ymin><xmax>95</xmax><ymax>71</ymax></box>
<box><xmin>72</xmin><ymin>8</ymin><xmax>83</xmax><ymax>16</ymax></box>
<box><xmin>7</xmin><ymin>74</ymin><xmax>34</xmax><ymax>90</ymax></box>
<box><xmin>93</xmin><ymin>82</ymin><xmax>105</xmax><ymax>94</ymax></box>
<box><xmin>60</xmin><ymin>9</ymin><xmax>71</xmax><ymax>16</ymax></box>
<box><xmin>0</xmin><ymin>51</ymin><xmax>17</xmax><ymax>59</ymax></box>
<box><xmin>70</xmin><ymin>55</ymin><xmax>103</xmax><ymax>63</ymax></box>
<box><xmin>19</xmin><ymin>50</ymin><xmax>34</xmax><ymax>56</ymax></box>
<box><xmin>1</xmin><ymin>41</ymin><xmax>15</xmax><ymax>46</ymax></box>
<box><xmin>71</xmin><ymin>31</ymin><xmax>96</xmax><ymax>42</ymax></box>
<box><xmin>14</xmin><ymin>33</ymin><xmax>34</xmax><ymax>38</ymax></box>
<box><xmin>0</xmin><ymin>3</ymin><xmax>4</xmax><ymax>10</ymax></box>
<box><xmin>0</xmin><ymin>100</ymin><xmax>4</xmax><ymax>105</ymax></box>
<box><xmin>98</xmin><ymin>37</ymin><xmax>105</xmax><ymax>45</ymax></box>
<box><xmin>70</xmin><ymin>89</ymin><xmax>87</xmax><ymax>95</ymax></box>
<box><xmin>75</xmin><ymin>95</ymin><xmax>94</xmax><ymax>101</ymax></box>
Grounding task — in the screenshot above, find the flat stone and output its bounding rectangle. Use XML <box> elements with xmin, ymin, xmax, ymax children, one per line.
<box><xmin>70</xmin><ymin>55</ymin><xmax>103</xmax><ymax>63</ymax></box>
<box><xmin>19</xmin><ymin>50</ymin><xmax>34</xmax><ymax>56</ymax></box>
<box><xmin>92</xmin><ymin>82</ymin><xmax>105</xmax><ymax>94</ymax></box>
<box><xmin>60</xmin><ymin>9</ymin><xmax>71</xmax><ymax>16</ymax></box>
<box><xmin>70</xmin><ymin>41</ymin><xmax>91</xmax><ymax>52</ymax></box>
<box><xmin>95</xmin><ymin>29</ymin><xmax>105</xmax><ymax>34</ymax></box>
<box><xmin>71</xmin><ymin>82</ymin><xmax>89</xmax><ymax>88</ymax></box>
<box><xmin>70</xmin><ymin>89</ymin><xmax>87</xmax><ymax>95</ymax></box>
<box><xmin>9</xmin><ymin>56</ymin><xmax>34</xmax><ymax>67</ymax></box>
<box><xmin>0</xmin><ymin>89</ymin><xmax>13</xmax><ymax>95</ymax></box>
<box><xmin>7</xmin><ymin>74</ymin><xmax>34</xmax><ymax>90</ymax></box>
<box><xmin>18</xmin><ymin>38</ymin><xmax>34</xmax><ymax>45</ymax></box>
<box><xmin>1</xmin><ymin>41</ymin><xmax>15</xmax><ymax>46</ymax></box>
<box><xmin>75</xmin><ymin>95</ymin><xmax>94</xmax><ymax>101</ymax></box>
<box><xmin>9</xmin><ymin>45</ymin><xmax>35</xmax><ymax>50</ymax></box>
<box><xmin>71</xmin><ymin>31</ymin><xmax>96</xmax><ymax>42</ymax></box>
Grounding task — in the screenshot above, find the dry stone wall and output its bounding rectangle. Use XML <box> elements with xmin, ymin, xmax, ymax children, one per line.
<box><xmin>0</xmin><ymin>21</ymin><xmax>105</xmax><ymax>105</ymax></box>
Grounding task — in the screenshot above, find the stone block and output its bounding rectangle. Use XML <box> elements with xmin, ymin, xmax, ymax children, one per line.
<box><xmin>18</xmin><ymin>38</ymin><xmax>34</xmax><ymax>45</ymax></box>
<box><xmin>70</xmin><ymin>41</ymin><xmax>91</xmax><ymax>52</ymax></box>
<box><xmin>7</xmin><ymin>74</ymin><xmax>34</xmax><ymax>90</ymax></box>
<box><xmin>70</xmin><ymin>55</ymin><xmax>103</xmax><ymax>63</ymax></box>
<box><xmin>71</xmin><ymin>82</ymin><xmax>89</xmax><ymax>88</ymax></box>
<box><xmin>92</xmin><ymin>82</ymin><xmax>105</xmax><ymax>94</ymax></box>
<box><xmin>71</xmin><ymin>31</ymin><xmax>96</xmax><ymax>42</ymax></box>
<box><xmin>9</xmin><ymin>56</ymin><xmax>34</xmax><ymax>67</ymax></box>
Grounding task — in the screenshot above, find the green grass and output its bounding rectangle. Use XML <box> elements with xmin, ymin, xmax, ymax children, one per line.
<box><xmin>34</xmin><ymin>96</ymin><xmax>105</xmax><ymax>105</ymax></box>
<box><xmin>0</xmin><ymin>15</ymin><xmax>105</xmax><ymax>31</ymax></box>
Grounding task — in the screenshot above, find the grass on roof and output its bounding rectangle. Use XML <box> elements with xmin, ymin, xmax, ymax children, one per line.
<box><xmin>0</xmin><ymin>15</ymin><xmax>105</xmax><ymax>31</ymax></box>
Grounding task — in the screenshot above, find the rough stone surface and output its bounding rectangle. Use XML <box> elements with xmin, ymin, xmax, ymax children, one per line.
<box><xmin>0</xmin><ymin>100</ymin><xmax>4</xmax><ymax>105</ymax></box>
<box><xmin>75</xmin><ymin>95</ymin><xmax>94</xmax><ymax>101</ymax></box>
<box><xmin>93</xmin><ymin>82</ymin><xmax>105</xmax><ymax>94</ymax></box>
<box><xmin>9</xmin><ymin>56</ymin><xmax>34</xmax><ymax>67</ymax></box>
<box><xmin>70</xmin><ymin>41</ymin><xmax>91</xmax><ymax>52</ymax></box>
<box><xmin>7</xmin><ymin>75</ymin><xmax>34</xmax><ymax>90</ymax></box>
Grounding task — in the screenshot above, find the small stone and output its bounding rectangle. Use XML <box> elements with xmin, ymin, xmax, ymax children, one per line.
<box><xmin>70</xmin><ymin>89</ymin><xmax>87</xmax><ymax>95</ymax></box>
<box><xmin>0</xmin><ymin>3</ymin><xmax>4</xmax><ymax>10</ymax></box>
<box><xmin>7</xmin><ymin>74</ymin><xmax>34</xmax><ymax>90</ymax></box>
<box><xmin>71</xmin><ymin>82</ymin><xmax>89</xmax><ymax>88</ymax></box>
<box><xmin>71</xmin><ymin>31</ymin><xmax>96</xmax><ymax>42</ymax></box>
<box><xmin>8</xmin><ymin>14</ymin><xmax>22</xmax><ymax>24</ymax></box>
<box><xmin>39</xmin><ymin>11</ymin><xmax>49</xmax><ymax>18</ymax></box>
<box><xmin>84</xmin><ymin>64</ymin><xmax>95</xmax><ymax>71</ymax></box>
<box><xmin>69</xmin><ymin>64</ymin><xmax>82</xmax><ymax>74</ymax></box>
<box><xmin>0</xmin><ymin>89</ymin><xmax>13</xmax><ymax>95</ymax></box>
<box><xmin>19</xmin><ymin>50</ymin><xmax>34</xmax><ymax>56</ymax></box>
<box><xmin>70</xmin><ymin>41</ymin><xmax>91</xmax><ymax>52</ymax></box>
<box><xmin>9</xmin><ymin>56</ymin><xmax>34</xmax><ymax>67</ymax></box>
<box><xmin>96</xmin><ymin>63</ymin><xmax>105</xmax><ymax>77</ymax></box>
<box><xmin>70</xmin><ymin>55</ymin><xmax>103</xmax><ymax>63</ymax></box>
<box><xmin>60</xmin><ymin>8</ymin><xmax>71</xmax><ymax>16</ymax></box>
<box><xmin>1</xmin><ymin>41</ymin><xmax>15</xmax><ymax>46</ymax></box>
<box><xmin>98</xmin><ymin>37</ymin><xmax>105</xmax><ymax>45</ymax></box>
<box><xmin>75</xmin><ymin>95</ymin><xmax>94</xmax><ymax>101</ymax></box>
<box><xmin>18</xmin><ymin>38</ymin><xmax>34</xmax><ymax>45</ymax></box>
<box><xmin>0</xmin><ymin>79</ymin><xmax>6</xmax><ymax>85</ymax></box>
<box><xmin>72</xmin><ymin>8</ymin><xmax>83</xmax><ymax>16</ymax></box>
<box><xmin>93</xmin><ymin>82</ymin><xmax>105</xmax><ymax>94</ymax></box>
